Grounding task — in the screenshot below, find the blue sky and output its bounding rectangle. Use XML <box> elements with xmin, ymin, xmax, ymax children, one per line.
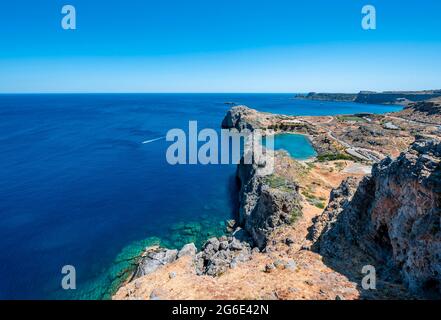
<box><xmin>0</xmin><ymin>0</ymin><xmax>440</xmax><ymax>93</ymax></box>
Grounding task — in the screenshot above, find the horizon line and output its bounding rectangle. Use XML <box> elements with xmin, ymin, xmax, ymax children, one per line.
<box><xmin>1</xmin><ymin>89</ymin><xmax>440</xmax><ymax>95</ymax></box>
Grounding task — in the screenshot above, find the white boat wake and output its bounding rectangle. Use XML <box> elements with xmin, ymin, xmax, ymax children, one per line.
<box><xmin>141</xmin><ymin>136</ymin><xmax>165</xmax><ymax>144</ymax></box>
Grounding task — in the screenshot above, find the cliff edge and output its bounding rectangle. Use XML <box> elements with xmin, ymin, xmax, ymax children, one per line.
<box><xmin>311</xmin><ymin>138</ymin><xmax>441</xmax><ymax>297</ymax></box>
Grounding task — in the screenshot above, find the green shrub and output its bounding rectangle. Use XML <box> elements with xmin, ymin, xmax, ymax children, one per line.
<box><xmin>315</xmin><ymin>201</ymin><xmax>326</xmax><ymax>209</ymax></box>
<box><xmin>290</xmin><ymin>206</ymin><xmax>302</xmax><ymax>224</ymax></box>
<box><xmin>336</xmin><ymin>115</ymin><xmax>366</xmax><ymax>123</ymax></box>
<box><xmin>316</xmin><ymin>153</ymin><xmax>354</xmax><ymax>162</ymax></box>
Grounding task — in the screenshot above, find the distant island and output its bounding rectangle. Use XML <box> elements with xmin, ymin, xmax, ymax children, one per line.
<box><xmin>295</xmin><ymin>90</ymin><xmax>441</xmax><ymax>105</ymax></box>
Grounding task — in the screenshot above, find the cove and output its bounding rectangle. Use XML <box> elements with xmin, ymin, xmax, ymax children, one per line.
<box><xmin>262</xmin><ymin>133</ymin><xmax>317</xmax><ymax>160</ymax></box>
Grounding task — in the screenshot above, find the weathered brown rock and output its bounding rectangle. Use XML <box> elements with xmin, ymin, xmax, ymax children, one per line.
<box><xmin>312</xmin><ymin>138</ymin><xmax>441</xmax><ymax>297</ymax></box>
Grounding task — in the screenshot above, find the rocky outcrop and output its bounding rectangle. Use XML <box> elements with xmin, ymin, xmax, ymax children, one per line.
<box><xmin>134</xmin><ymin>246</ymin><xmax>178</xmax><ymax>278</ymax></box>
<box><xmin>236</xmin><ymin>157</ymin><xmax>302</xmax><ymax>249</ymax></box>
<box><xmin>309</xmin><ymin>177</ymin><xmax>361</xmax><ymax>244</ymax></box>
<box><xmin>128</xmin><ymin>107</ymin><xmax>304</xmax><ymax>283</ymax></box>
<box><xmin>177</xmin><ymin>243</ymin><xmax>197</xmax><ymax>258</ymax></box>
<box><xmin>221</xmin><ymin>105</ymin><xmax>315</xmax><ymax>135</ymax></box>
<box><xmin>395</xmin><ymin>97</ymin><xmax>441</xmax><ymax>125</ymax></box>
<box><xmin>223</xmin><ymin>106</ymin><xmax>304</xmax><ymax>249</ymax></box>
<box><xmin>133</xmin><ymin>233</ymin><xmax>254</xmax><ymax>279</ymax></box>
<box><xmin>194</xmin><ymin>236</ymin><xmax>254</xmax><ymax>276</ymax></box>
<box><xmin>409</xmin><ymin>98</ymin><xmax>441</xmax><ymax>115</ymax></box>
<box><xmin>221</xmin><ymin>105</ymin><xmax>269</xmax><ymax>131</ymax></box>
<box><xmin>312</xmin><ymin>138</ymin><xmax>441</xmax><ymax>297</ymax></box>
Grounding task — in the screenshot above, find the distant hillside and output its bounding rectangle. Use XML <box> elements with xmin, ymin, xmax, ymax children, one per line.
<box><xmin>296</xmin><ymin>90</ymin><xmax>441</xmax><ymax>105</ymax></box>
<box><xmin>394</xmin><ymin>97</ymin><xmax>441</xmax><ymax>125</ymax></box>
<box><xmin>296</xmin><ymin>92</ymin><xmax>358</xmax><ymax>102</ymax></box>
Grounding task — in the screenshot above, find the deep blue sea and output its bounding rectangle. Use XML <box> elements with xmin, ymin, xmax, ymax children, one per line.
<box><xmin>0</xmin><ymin>94</ymin><xmax>401</xmax><ymax>299</ymax></box>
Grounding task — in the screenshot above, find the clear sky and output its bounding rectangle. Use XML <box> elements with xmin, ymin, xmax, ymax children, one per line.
<box><xmin>0</xmin><ymin>0</ymin><xmax>440</xmax><ymax>93</ymax></box>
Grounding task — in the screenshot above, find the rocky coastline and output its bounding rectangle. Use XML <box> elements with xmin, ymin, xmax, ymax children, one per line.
<box><xmin>122</xmin><ymin>148</ymin><xmax>302</xmax><ymax>283</ymax></box>
<box><xmin>114</xmin><ymin>102</ymin><xmax>440</xmax><ymax>300</ymax></box>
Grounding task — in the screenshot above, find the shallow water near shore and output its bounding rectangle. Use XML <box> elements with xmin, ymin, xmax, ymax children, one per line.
<box><xmin>0</xmin><ymin>94</ymin><xmax>401</xmax><ymax>299</ymax></box>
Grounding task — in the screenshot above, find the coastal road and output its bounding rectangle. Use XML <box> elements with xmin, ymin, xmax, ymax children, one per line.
<box><xmin>320</xmin><ymin>125</ymin><xmax>384</xmax><ymax>162</ymax></box>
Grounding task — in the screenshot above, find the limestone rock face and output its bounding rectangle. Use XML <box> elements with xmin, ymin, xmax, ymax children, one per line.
<box><xmin>134</xmin><ymin>247</ymin><xmax>178</xmax><ymax>278</ymax></box>
<box><xmin>236</xmin><ymin>156</ymin><xmax>302</xmax><ymax>249</ymax></box>
<box><xmin>223</xmin><ymin>105</ymin><xmax>303</xmax><ymax>250</ymax></box>
<box><xmin>177</xmin><ymin>243</ymin><xmax>197</xmax><ymax>258</ymax></box>
<box><xmin>221</xmin><ymin>105</ymin><xmax>265</xmax><ymax>131</ymax></box>
<box><xmin>312</xmin><ymin>138</ymin><xmax>441</xmax><ymax>297</ymax></box>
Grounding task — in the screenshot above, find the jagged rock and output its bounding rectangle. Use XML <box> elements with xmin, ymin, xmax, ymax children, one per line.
<box><xmin>229</xmin><ymin>238</ymin><xmax>244</xmax><ymax>251</ymax></box>
<box><xmin>223</xmin><ymin>106</ymin><xmax>305</xmax><ymax>249</ymax></box>
<box><xmin>221</xmin><ymin>105</ymin><xmax>264</xmax><ymax>131</ymax></box>
<box><xmin>237</xmin><ymin>158</ymin><xmax>302</xmax><ymax>249</ymax></box>
<box><xmin>230</xmin><ymin>124</ymin><xmax>302</xmax><ymax>249</ymax></box>
<box><xmin>219</xmin><ymin>240</ymin><xmax>229</xmax><ymax>250</ymax></box>
<box><xmin>135</xmin><ymin>247</ymin><xmax>178</xmax><ymax>278</ymax></box>
<box><xmin>195</xmin><ymin>236</ymin><xmax>252</xmax><ymax>276</ymax></box>
<box><xmin>312</xmin><ymin>138</ymin><xmax>441</xmax><ymax>297</ymax></box>
<box><xmin>203</xmin><ymin>237</ymin><xmax>220</xmax><ymax>254</ymax></box>
<box><xmin>178</xmin><ymin>243</ymin><xmax>197</xmax><ymax>258</ymax></box>
<box><xmin>309</xmin><ymin>177</ymin><xmax>360</xmax><ymax>244</ymax></box>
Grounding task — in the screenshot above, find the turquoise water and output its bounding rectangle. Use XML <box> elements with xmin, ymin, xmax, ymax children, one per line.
<box><xmin>263</xmin><ymin>134</ymin><xmax>317</xmax><ymax>160</ymax></box>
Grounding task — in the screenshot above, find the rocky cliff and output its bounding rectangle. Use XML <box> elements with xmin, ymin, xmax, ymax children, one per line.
<box><xmin>222</xmin><ymin>106</ymin><xmax>304</xmax><ymax>249</ymax></box>
<box><xmin>128</xmin><ymin>108</ymin><xmax>303</xmax><ymax>281</ymax></box>
<box><xmin>236</xmin><ymin>155</ymin><xmax>302</xmax><ymax>249</ymax></box>
<box><xmin>311</xmin><ymin>138</ymin><xmax>441</xmax><ymax>297</ymax></box>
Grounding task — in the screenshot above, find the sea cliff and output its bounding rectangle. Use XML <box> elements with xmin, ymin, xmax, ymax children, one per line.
<box><xmin>311</xmin><ymin>138</ymin><xmax>441</xmax><ymax>297</ymax></box>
